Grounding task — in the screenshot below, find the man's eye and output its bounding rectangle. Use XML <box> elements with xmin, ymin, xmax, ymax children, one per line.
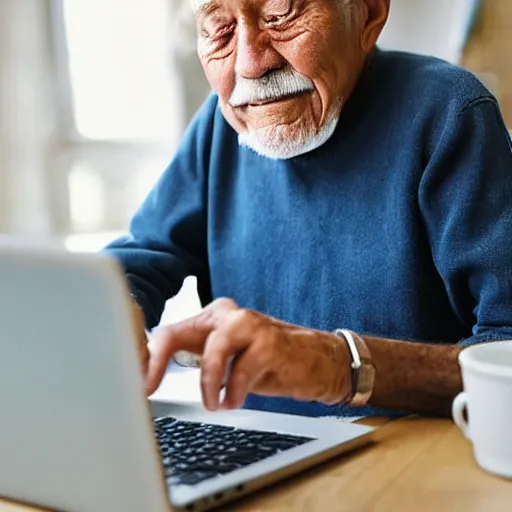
<box><xmin>264</xmin><ymin>0</ymin><xmax>292</xmax><ymax>22</ymax></box>
<box><xmin>214</xmin><ymin>24</ymin><xmax>235</xmax><ymax>41</ymax></box>
<box><xmin>265</xmin><ymin>14</ymin><xmax>286</xmax><ymax>24</ymax></box>
<box><xmin>201</xmin><ymin>23</ymin><xmax>235</xmax><ymax>42</ymax></box>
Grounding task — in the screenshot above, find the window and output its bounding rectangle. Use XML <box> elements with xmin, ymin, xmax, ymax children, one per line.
<box><xmin>51</xmin><ymin>0</ymin><xmax>208</xmax><ymax>249</ymax></box>
<box><xmin>62</xmin><ymin>0</ymin><xmax>176</xmax><ymax>141</ymax></box>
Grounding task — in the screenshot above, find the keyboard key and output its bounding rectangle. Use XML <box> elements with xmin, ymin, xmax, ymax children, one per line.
<box><xmin>153</xmin><ymin>416</ymin><xmax>314</xmax><ymax>487</ymax></box>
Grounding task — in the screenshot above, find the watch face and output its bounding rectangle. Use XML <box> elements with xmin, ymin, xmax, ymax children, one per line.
<box><xmin>360</xmin><ymin>364</ymin><xmax>375</xmax><ymax>391</ymax></box>
<box><xmin>353</xmin><ymin>363</ymin><xmax>375</xmax><ymax>406</ymax></box>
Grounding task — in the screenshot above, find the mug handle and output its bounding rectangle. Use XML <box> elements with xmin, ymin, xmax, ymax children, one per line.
<box><xmin>452</xmin><ymin>392</ymin><xmax>470</xmax><ymax>439</ymax></box>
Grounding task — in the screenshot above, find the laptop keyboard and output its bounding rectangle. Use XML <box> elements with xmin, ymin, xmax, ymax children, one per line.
<box><xmin>153</xmin><ymin>416</ymin><xmax>314</xmax><ymax>487</ymax></box>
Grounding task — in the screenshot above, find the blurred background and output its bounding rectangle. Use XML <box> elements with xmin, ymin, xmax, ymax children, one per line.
<box><xmin>1</xmin><ymin>0</ymin><xmax>510</xmax><ymax>249</ymax></box>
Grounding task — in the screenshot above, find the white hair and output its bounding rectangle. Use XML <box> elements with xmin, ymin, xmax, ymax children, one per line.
<box><xmin>229</xmin><ymin>67</ymin><xmax>314</xmax><ymax>108</ymax></box>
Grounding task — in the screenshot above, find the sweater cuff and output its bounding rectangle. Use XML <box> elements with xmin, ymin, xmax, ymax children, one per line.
<box><xmin>457</xmin><ymin>331</ymin><xmax>512</xmax><ymax>347</ymax></box>
<box><xmin>126</xmin><ymin>275</ymin><xmax>161</xmax><ymax>330</ymax></box>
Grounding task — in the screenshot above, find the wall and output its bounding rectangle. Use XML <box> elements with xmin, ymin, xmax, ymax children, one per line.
<box><xmin>378</xmin><ymin>0</ymin><xmax>478</xmax><ymax>64</ymax></box>
<box><xmin>462</xmin><ymin>0</ymin><xmax>512</xmax><ymax>127</ymax></box>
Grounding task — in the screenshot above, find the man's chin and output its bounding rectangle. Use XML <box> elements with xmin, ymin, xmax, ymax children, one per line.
<box><xmin>238</xmin><ymin>118</ymin><xmax>339</xmax><ymax>161</ymax></box>
<box><xmin>238</xmin><ymin>133</ymin><xmax>311</xmax><ymax>160</ymax></box>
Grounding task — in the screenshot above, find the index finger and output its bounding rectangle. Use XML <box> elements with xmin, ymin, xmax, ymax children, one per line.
<box><xmin>145</xmin><ymin>298</ymin><xmax>238</xmax><ymax>395</ymax></box>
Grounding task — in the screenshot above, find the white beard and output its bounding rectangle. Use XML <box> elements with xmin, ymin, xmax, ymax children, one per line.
<box><xmin>238</xmin><ymin>108</ymin><xmax>341</xmax><ymax>160</ymax></box>
<box><xmin>229</xmin><ymin>67</ymin><xmax>342</xmax><ymax>160</ymax></box>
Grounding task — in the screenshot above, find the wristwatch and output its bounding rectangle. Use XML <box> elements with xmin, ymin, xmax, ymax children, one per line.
<box><xmin>334</xmin><ymin>329</ymin><xmax>376</xmax><ymax>407</ymax></box>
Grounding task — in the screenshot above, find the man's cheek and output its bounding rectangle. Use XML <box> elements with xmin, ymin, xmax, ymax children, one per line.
<box><xmin>220</xmin><ymin>104</ymin><xmax>247</xmax><ymax>134</ymax></box>
<box><xmin>202</xmin><ymin>67</ymin><xmax>220</xmax><ymax>94</ymax></box>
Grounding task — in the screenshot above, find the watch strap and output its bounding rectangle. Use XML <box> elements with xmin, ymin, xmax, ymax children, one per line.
<box><xmin>334</xmin><ymin>329</ymin><xmax>375</xmax><ymax>407</ymax></box>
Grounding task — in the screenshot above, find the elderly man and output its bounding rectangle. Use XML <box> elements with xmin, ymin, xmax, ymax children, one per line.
<box><xmin>104</xmin><ymin>0</ymin><xmax>512</xmax><ymax>419</ymax></box>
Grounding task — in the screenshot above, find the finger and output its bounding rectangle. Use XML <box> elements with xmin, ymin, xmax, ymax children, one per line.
<box><xmin>200</xmin><ymin>309</ymin><xmax>261</xmax><ymax>410</ymax></box>
<box><xmin>220</xmin><ymin>343</ymin><xmax>268</xmax><ymax>410</ymax></box>
<box><xmin>145</xmin><ymin>319</ymin><xmax>205</xmax><ymax>396</ymax></box>
<box><xmin>146</xmin><ymin>298</ymin><xmax>238</xmax><ymax>395</ymax></box>
<box><xmin>220</xmin><ymin>322</ymin><xmax>281</xmax><ymax>409</ymax></box>
<box><xmin>139</xmin><ymin>337</ymin><xmax>150</xmax><ymax>376</ymax></box>
<box><xmin>129</xmin><ymin>301</ymin><xmax>152</xmax><ymax>384</ymax></box>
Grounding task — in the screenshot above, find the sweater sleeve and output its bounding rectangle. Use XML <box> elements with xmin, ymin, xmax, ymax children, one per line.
<box><xmin>103</xmin><ymin>95</ymin><xmax>219</xmax><ymax>329</ymax></box>
<box><xmin>419</xmin><ymin>97</ymin><xmax>512</xmax><ymax>346</ymax></box>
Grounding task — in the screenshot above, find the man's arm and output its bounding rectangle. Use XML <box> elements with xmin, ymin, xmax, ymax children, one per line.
<box><xmin>364</xmin><ymin>97</ymin><xmax>512</xmax><ymax>416</ymax></box>
<box><xmin>363</xmin><ymin>337</ymin><xmax>461</xmax><ymax>416</ymax></box>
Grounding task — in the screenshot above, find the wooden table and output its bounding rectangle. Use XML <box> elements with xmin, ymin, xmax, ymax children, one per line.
<box><xmin>1</xmin><ymin>417</ymin><xmax>511</xmax><ymax>512</ymax></box>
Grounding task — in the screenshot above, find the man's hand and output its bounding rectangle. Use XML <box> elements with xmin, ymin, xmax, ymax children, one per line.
<box><xmin>129</xmin><ymin>299</ymin><xmax>150</xmax><ymax>376</ymax></box>
<box><xmin>145</xmin><ymin>298</ymin><xmax>352</xmax><ymax>411</ymax></box>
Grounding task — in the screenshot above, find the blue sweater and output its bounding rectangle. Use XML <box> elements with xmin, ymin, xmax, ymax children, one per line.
<box><xmin>105</xmin><ymin>49</ymin><xmax>512</xmax><ymax>418</ymax></box>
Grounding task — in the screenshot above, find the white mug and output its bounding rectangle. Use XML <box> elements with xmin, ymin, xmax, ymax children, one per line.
<box><xmin>452</xmin><ymin>340</ymin><xmax>512</xmax><ymax>478</ymax></box>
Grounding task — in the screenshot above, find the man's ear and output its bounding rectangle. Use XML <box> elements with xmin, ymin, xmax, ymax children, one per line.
<box><xmin>360</xmin><ymin>0</ymin><xmax>390</xmax><ymax>53</ymax></box>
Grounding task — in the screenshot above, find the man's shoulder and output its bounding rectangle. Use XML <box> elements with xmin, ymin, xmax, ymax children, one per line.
<box><xmin>375</xmin><ymin>48</ymin><xmax>494</xmax><ymax>109</ymax></box>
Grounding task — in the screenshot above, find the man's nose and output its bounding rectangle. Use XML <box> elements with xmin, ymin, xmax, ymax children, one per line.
<box><xmin>234</xmin><ymin>22</ymin><xmax>285</xmax><ymax>79</ymax></box>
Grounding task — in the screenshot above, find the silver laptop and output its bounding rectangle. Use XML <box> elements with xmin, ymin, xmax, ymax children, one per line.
<box><xmin>0</xmin><ymin>245</ymin><xmax>375</xmax><ymax>512</ymax></box>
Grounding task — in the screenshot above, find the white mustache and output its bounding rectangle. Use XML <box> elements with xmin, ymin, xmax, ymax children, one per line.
<box><xmin>229</xmin><ymin>68</ymin><xmax>314</xmax><ymax>107</ymax></box>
